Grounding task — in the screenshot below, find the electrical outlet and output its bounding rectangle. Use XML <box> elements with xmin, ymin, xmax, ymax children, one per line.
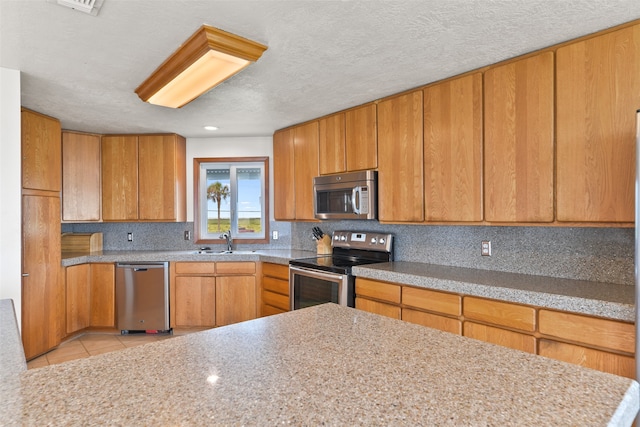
<box><xmin>184</xmin><ymin>230</ymin><xmax>191</xmax><ymax>240</ymax></box>
<box><xmin>127</xmin><ymin>232</ymin><xmax>133</xmax><ymax>242</ymax></box>
<box><xmin>272</xmin><ymin>230</ymin><xmax>279</xmax><ymax>240</ymax></box>
<box><xmin>481</xmin><ymin>241</ymin><xmax>491</xmax><ymax>256</ymax></box>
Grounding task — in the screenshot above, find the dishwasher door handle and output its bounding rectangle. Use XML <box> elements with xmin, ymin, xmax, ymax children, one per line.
<box><xmin>133</xmin><ymin>268</ymin><xmax>148</xmax><ymax>272</ymax></box>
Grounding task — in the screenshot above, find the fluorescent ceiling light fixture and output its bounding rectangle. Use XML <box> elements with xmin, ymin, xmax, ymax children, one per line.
<box><xmin>204</xmin><ymin>125</ymin><xmax>219</xmax><ymax>131</ymax></box>
<box><xmin>135</xmin><ymin>25</ymin><xmax>267</xmax><ymax>109</ymax></box>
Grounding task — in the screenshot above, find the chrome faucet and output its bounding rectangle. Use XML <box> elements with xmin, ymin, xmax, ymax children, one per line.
<box><xmin>220</xmin><ymin>230</ymin><xmax>232</xmax><ymax>252</ymax></box>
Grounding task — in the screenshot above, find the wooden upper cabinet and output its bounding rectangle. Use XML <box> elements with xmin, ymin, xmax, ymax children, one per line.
<box><xmin>62</xmin><ymin>131</ymin><xmax>101</xmax><ymax>222</ymax></box>
<box><xmin>273</xmin><ymin>128</ymin><xmax>296</xmax><ymax>220</ymax></box>
<box><xmin>556</xmin><ymin>24</ymin><xmax>640</xmax><ymax>222</ymax></box>
<box><xmin>101</xmin><ymin>133</ymin><xmax>186</xmax><ymax>222</ymax></box>
<box><xmin>377</xmin><ymin>90</ymin><xmax>424</xmax><ymax>222</ymax></box>
<box><xmin>345</xmin><ymin>103</ymin><xmax>377</xmax><ymax>171</ymax></box>
<box><xmin>319</xmin><ymin>113</ymin><xmax>346</xmax><ymax>175</ymax></box>
<box><xmin>484</xmin><ymin>52</ymin><xmax>555</xmax><ymax>222</ymax></box>
<box><xmin>138</xmin><ymin>134</ymin><xmax>186</xmax><ymax>221</ymax></box>
<box><xmin>101</xmin><ymin>135</ymin><xmax>139</xmax><ymax>221</ymax></box>
<box><xmin>293</xmin><ymin>121</ymin><xmax>319</xmax><ymax>220</ymax></box>
<box><xmin>423</xmin><ymin>73</ymin><xmax>483</xmax><ymax>222</ymax></box>
<box><xmin>21</xmin><ymin>109</ymin><xmax>61</xmax><ymax>192</ymax></box>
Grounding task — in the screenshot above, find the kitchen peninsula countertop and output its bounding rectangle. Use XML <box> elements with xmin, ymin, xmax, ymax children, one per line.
<box><xmin>1</xmin><ymin>302</ymin><xmax>638</xmax><ymax>426</ymax></box>
<box><xmin>353</xmin><ymin>262</ymin><xmax>635</xmax><ymax>322</ymax></box>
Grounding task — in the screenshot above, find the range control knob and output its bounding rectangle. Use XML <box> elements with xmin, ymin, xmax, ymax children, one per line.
<box><xmin>340</xmin><ymin>235</ymin><xmax>347</xmax><ymax>241</ymax></box>
<box><xmin>370</xmin><ymin>237</ymin><xmax>378</xmax><ymax>244</ymax></box>
<box><xmin>379</xmin><ymin>238</ymin><xmax>386</xmax><ymax>245</ymax></box>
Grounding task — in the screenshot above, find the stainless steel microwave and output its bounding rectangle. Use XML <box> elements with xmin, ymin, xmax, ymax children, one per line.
<box><xmin>313</xmin><ymin>170</ymin><xmax>377</xmax><ymax>220</ymax></box>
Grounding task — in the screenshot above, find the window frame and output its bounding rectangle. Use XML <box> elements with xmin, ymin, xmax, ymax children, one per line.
<box><xmin>193</xmin><ymin>156</ymin><xmax>269</xmax><ymax>244</ymax></box>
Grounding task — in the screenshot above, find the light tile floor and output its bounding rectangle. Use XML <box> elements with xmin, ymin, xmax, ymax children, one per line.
<box><xmin>27</xmin><ymin>329</ymin><xmax>208</xmax><ymax>369</ymax></box>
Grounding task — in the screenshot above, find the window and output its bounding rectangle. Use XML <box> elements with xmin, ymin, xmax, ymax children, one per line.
<box><xmin>194</xmin><ymin>157</ymin><xmax>269</xmax><ymax>243</ymax></box>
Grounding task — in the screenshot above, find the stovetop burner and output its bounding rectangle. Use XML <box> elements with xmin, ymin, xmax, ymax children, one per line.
<box><xmin>289</xmin><ymin>231</ymin><xmax>393</xmax><ymax>274</ymax></box>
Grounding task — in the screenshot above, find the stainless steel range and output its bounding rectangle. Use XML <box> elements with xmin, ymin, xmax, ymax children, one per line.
<box><xmin>289</xmin><ymin>230</ymin><xmax>393</xmax><ymax>310</ymax></box>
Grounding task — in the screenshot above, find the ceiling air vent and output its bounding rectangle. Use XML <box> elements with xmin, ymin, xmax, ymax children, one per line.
<box><xmin>55</xmin><ymin>0</ymin><xmax>104</xmax><ymax>16</ymax></box>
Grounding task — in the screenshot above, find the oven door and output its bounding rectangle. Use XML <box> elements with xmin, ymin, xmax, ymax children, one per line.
<box><xmin>289</xmin><ymin>265</ymin><xmax>353</xmax><ymax>310</ymax></box>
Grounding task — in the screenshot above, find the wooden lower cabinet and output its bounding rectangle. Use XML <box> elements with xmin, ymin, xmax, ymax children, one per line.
<box><xmin>174</xmin><ymin>276</ymin><xmax>216</xmax><ymax>327</ymax></box>
<box><xmin>538</xmin><ymin>339</ymin><xmax>635</xmax><ymax>379</ymax></box>
<box><xmin>403</xmin><ymin>308</ymin><xmax>461</xmax><ymax>335</ymax></box>
<box><xmin>464</xmin><ymin>321</ymin><xmax>536</xmax><ymax>354</ymax></box>
<box><xmin>216</xmin><ymin>275</ymin><xmax>256</xmax><ymax>326</ymax></box>
<box><xmin>261</xmin><ymin>263</ymin><xmax>289</xmax><ymax>316</ymax></box>
<box><xmin>354</xmin><ymin>277</ymin><xmax>635</xmax><ymax>378</ymax></box>
<box><xmin>171</xmin><ymin>261</ymin><xmax>257</xmax><ymax>328</ymax></box>
<box><xmin>66</xmin><ymin>264</ymin><xmax>91</xmax><ymax>334</ymax></box>
<box><xmin>65</xmin><ymin>263</ymin><xmax>116</xmax><ymax>335</ymax></box>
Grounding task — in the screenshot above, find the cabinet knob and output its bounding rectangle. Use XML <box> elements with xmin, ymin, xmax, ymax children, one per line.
<box><xmin>22</xmin><ymin>273</ymin><xmax>29</xmax><ymax>277</ymax></box>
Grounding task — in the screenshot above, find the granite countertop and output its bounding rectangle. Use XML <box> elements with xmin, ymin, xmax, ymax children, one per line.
<box><xmin>353</xmin><ymin>262</ymin><xmax>636</xmax><ymax>322</ymax></box>
<box><xmin>1</xmin><ymin>302</ymin><xmax>638</xmax><ymax>426</ymax></box>
<box><xmin>61</xmin><ymin>248</ymin><xmax>317</xmax><ymax>267</ymax></box>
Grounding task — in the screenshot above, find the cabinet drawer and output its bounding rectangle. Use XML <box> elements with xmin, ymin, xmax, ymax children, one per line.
<box><xmin>216</xmin><ymin>261</ymin><xmax>255</xmax><ymax>275</ymax></box>
<box><xmin>539</xmin><ymin>339</ymin><xmax>635</xmax><ymax>379</ymax></box>
<box><xmin>356</xmin><ymin>298</ymin><xmax>401</xmax><ymax>319</ymax></box>
<box><xmin>355</xmin><ymin>278</ymin><xmax>401</xmax><ymax>304</ymax></box>
<box><xmin>463</xmin><ymin>321</ymin><xmax>536</xmax><ymax>354</ymax></box>
<box><xmin>262</xmin><ymin>303</ymin><xmax>287</xmax><ymax>317</ymax></box>
<box><xmin>538</xmin><ymin>310</ymin><xmax>634</xmax><ymax>354</ymax></box>
<box><xmin>463</xmin><ymin>297</ymin><xmax>536</xmax><ymax>332</ymax></box>
<box><xmin>402</xmin><ymin>286</ymin><xmax>461</xmax><ymax>316</ymax></box>
<box><xmin>402</xmin><ymin>308</ymin><xmax>461</xmax><ymax>335</ymax></box>
<box><xmin>262</xmin><ymin>290</ymin><xmax>289</xmax><ymax>311</ymax></box>
<box><xmin>263</xmin><ymin>276</ymin><xmax>289</xmax><ymax>296</ymax></box>
<box><xmin>175</xmin><ymin>262</ymin><xmax>215</xmax><ymax>275</ymax></box>
<box><xmin>262</xmin><ymin>262</ymin><xmax>289</xmax><ymax>280</ymax></box>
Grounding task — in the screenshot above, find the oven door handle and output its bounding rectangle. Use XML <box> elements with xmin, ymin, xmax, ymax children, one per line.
<box><xmin>289</xmin><ymin>265</ymin><xmax>346</xmax><ymax>282</ymax></box>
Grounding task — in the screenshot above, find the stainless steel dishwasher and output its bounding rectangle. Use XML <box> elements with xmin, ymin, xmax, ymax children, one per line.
<box><xmin>116</xmin><ymin>262</ymin><xmax>170</xmax><ymax>334</ymax></box>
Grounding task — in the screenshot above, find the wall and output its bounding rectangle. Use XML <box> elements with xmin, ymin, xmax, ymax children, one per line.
<box><xmin>0</xmin><ymin>67</ymin><xmax>22</xmax><ymax>328</ymax></box>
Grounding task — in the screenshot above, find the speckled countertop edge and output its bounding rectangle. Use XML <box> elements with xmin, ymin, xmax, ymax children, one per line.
<box><xmin>353</xmin><ymin>262</ymin><xmax>635</xmax><ymax>322</ymax></box>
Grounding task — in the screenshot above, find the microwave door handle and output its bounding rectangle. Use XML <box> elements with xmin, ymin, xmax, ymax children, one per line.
<box><xmin>352</xmin><ymin>187</ymin><xmax>361</xmax><ymax>214</ymax></box>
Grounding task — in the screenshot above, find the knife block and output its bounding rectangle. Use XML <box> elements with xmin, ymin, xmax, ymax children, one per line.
<box><xmin>316</xmin><ymin>235</ymin><xmax>332</xmax><ymax>255</ymax></box>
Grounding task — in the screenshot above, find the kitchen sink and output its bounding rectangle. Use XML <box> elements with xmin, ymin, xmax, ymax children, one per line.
<box><xmin>191</xmin><ymin>250</ymin><xmax>256</xmax><ymax>255</ymax></box>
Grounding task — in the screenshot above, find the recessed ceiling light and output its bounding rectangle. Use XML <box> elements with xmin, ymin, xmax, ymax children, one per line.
<box><xmin>204</xmin><ymin>126</ymin><xmax>219</xmax><ymax>131</ymax></box>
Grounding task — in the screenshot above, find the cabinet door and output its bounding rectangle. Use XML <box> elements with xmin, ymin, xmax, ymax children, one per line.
<box><xmin>484</xmin><ymin>52</ymin><xmax>554</xmax><ymax>222</ymax></box>
<box><xmin>62</xmin><ymin>132</ymin><xmax>101</xmax><ymax>221</ymax></box>
<box><xmin>293</xmin><ymin>121</ymin><xmax>319</xmax><ymax>220</ymax></box>
<box><xmin>355</xmin><ymin>298</ymin><xmax>400</xmax><ymax>319</ymax></box>
<box><xmin>539</xmin><ymin>339</ymin><xmax>635</xmax><ymax>379</ymax></box>
<box><xmin>21</xmin><ymin>109</ymin><xmax>61</xmax><ymax>192</ymax></box>
<box><xmin>22</xmin><ymin>194</ymin><xmax>63</xmax><ymax>359</ymax></box>
<box><xmin>464</xmin><ymin>321</ymin><xmax>536</xmax><ymax>354</ymax></box>
<box><xmin>66</xmin><ymin>264</ymin><xmax>91</xmax><ymax>334</ymax></box>
<box><xmin>402</xmin><ymin>308</ymin><xmax>462</xmax><ymax>335</ymax></box>
<box><xmin>345</xmin><ymin>103</ymin><xmax>377</xmax><ymax>171</ymax></box>
<box><xmin>90</xmin><ymin>263</ymin><xmax>115</xmax><ymax>327</ymax></box>
<box><xmin>216</xmin><ymin>276</ymin><xmax>257</xmax><ymax>326</ymax></box>
<box><xmin>138</xmin><ymin>134</ymin><xmax>186</xmax><ymax>221</ymax></box>
<box><xmin>175</xmin><ymin>276</ymin><xmax>216</xmax><ymax>327</ymax></box>
<box><xmin>424</xmin><ymin>73</ymin><xmax>483</xmax><ymax>222</ymax></box>
<box><xmin>377</xmin><ymin>91</ymin><xmax>424</xmax><ymax>222</ymax></box>
<box><xmin>556</xmin><ymin>24</ymin><xmax>640</xmax><ymax>222</ymax></box>
<box><xmin>318</xmin><ymin>113</ymin><xmax>346</xmax><ymax>175</ymax></box>
<box><xmin>273</xmin><ymin>129</ymin><xmax>295</xmax><ymax>220</ymax></box>
<box><xmin>101</xmin><ymin>135</ymin><xmax>138</xmax><ymax>221</ymax></box>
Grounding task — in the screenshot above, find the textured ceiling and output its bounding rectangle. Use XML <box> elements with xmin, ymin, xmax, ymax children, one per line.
<box><xmin>2</xmin><ymin>0</ymin><xmax>640</xmax><ymax>138</ymax></box>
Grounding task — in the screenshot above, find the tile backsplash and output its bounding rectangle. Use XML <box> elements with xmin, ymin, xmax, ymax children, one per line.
<box><xmin>63</xmin><ymin>221</ymin><xmax>633</xmax><ymax>285</ymax></box>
